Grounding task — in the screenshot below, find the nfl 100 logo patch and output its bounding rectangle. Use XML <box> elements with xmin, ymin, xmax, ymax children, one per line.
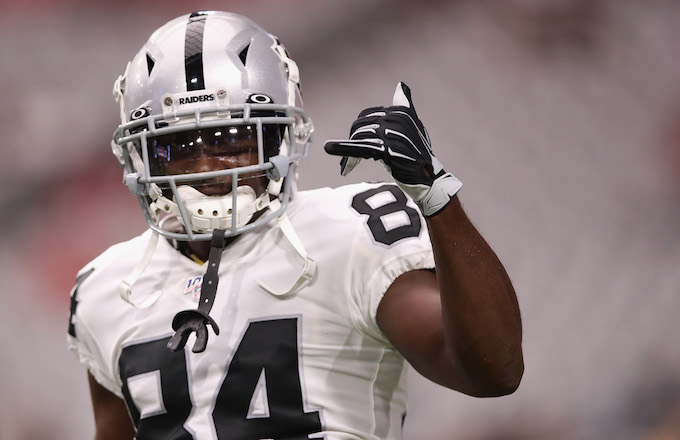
<box><xmin>184</xmin><ymin>276</ymin><xmax>202</xmax><ymax>302</ymax></box>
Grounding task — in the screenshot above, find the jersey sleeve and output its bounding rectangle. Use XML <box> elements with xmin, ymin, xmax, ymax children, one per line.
<box><xmin>339</xmin><ymin>183</ymin><xmax>436</xmax><ymax>345</ymax></box>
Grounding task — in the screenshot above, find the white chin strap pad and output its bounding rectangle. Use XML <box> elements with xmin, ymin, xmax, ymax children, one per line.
<box><xmin>175</xmin><ymin>185</ymin><xmax>270</xmax><ymax>233</ymax></box>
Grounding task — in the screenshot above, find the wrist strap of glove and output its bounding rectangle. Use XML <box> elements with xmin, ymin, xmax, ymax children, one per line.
<box><xmin>419</xmin><ymin>173</ymin><xmax>463</xmax><ymax>217</ymax></box>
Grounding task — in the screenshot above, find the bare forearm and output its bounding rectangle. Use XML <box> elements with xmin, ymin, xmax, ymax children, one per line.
<box><xmin>427</xmin><ymin>196</ymin><xmax>523</xmax><ymax>396</ymax></box>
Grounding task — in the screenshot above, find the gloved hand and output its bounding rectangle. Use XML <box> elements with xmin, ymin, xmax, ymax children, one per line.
<box><xmin>324</xmin><ymin>82</ymin><xmax>462</xmax><ymax>217</ymax></box>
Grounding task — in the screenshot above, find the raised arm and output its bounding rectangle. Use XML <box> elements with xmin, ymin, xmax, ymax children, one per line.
<box><xmin>324</xmin><ymin>82</ymin><xmax>523</xmax><ymax>396</ymax></box>
<box><xmin>377</xmin><ymin>196</ymin><xmax>523</xmax><ymax>396</ymax></box>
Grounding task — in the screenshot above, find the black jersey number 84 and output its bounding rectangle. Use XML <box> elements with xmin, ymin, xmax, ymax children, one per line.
<box><xmin>119</xmin><ymin>318</ymin><xmax>322</xmax><ymax>440</ymax></box>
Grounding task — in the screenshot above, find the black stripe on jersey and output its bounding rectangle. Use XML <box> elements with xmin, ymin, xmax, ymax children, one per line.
<box><xmin>185</xmin><ymin>12</ymin><xmax>208</xmax><ymax>91</ymax></box>
<box><xmin>67</xmin><ymin>267</ymin><xmax>95</xmax><ymax>338</ymax></box>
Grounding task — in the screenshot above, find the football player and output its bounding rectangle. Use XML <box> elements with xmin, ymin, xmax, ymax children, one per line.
<box><xmin>67</xmin><ymin>11</ymin><xmax>523</xmax><ymax>440</ymax></box>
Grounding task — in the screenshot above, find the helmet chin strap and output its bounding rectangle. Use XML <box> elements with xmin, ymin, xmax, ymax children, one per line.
<box><xmin>257</xmin><ymin>198</ymin><xmax>316</xmax><ymax>298</ymax></box>
<box><xmin>119</xmin><ymin>229</ymin><xmax>162</xmax><ymax>309</ymax></box>
<box><xmin>260</xmin><ymin>140</ymin><xmax>317</xmax><ymax>296</ymax></box>
<box><xmin>119</xmin><ymin>214</ymin><xmax>183</xmax><ymax>309</ymax></box>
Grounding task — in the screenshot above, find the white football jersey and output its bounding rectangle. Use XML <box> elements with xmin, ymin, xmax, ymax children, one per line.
<box><xmin>68</xmin><ymin>182</ymin><xmax>435</xmax><ymax>440</ymax></box>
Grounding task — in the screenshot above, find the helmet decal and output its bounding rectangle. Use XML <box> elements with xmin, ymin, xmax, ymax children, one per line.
<box><xmin>146</xmin><ymin>53</ymin><xmax>156</xmax><ymax>76</ymax></box>
<box><xmin>247</xmin><ymin>93</ymin><xmax>273</xmax><ymax>104</ymax></box>
<box><xmin>129</xmin><ymin>106</ymin><xmax>151</xmax><ymax>121</ymax></box>
<box><xmin>185</xmin><ymin>12</ymin><xmax>209</xmax><ymax>91</ymax></box>
<box><xmin>238</xmin><ymin>44</ymin><xmax>250</xmax><ymax>65</ymax></box>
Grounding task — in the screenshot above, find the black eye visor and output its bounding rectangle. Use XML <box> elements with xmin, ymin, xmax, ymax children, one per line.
<box><xmin>141</xmin><ymin>124</ymin><xmax>284</xmax><ymax>176</ymax></box>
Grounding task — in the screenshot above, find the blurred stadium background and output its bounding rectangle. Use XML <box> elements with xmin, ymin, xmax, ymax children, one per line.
<box><xmin>1</xmin><ymin>0</ymin><xmax>680</xmax><ymax>438</ymax></box>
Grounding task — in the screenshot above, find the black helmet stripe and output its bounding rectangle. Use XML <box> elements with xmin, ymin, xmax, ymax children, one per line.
<box><xmin>185</xmin><ymin>12</ymin><xmax>208</xmax><ymax>91</ymax></box>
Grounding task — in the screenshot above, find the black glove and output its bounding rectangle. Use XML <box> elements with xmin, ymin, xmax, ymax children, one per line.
<box><xmin>324</xmin><ymin>82</ymin><xmax>462</xmax><ymax>216</ymax></box>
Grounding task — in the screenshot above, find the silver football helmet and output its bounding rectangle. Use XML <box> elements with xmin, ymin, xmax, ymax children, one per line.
<box><xmin>112</xmin><ymin>11</ymin><xmax>313</xmax><ymax>241</ymax></box>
